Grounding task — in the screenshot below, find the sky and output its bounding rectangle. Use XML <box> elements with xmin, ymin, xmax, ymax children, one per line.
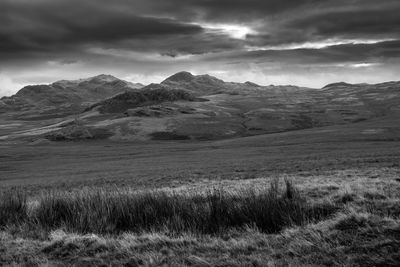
<box><xmin>1</xmin><ymin>0</ymin><xmax>400</xmax><ymax>96</ymax></box>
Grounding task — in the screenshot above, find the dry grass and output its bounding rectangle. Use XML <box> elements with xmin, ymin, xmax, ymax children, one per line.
<box><xmin>1</xmin><ymin>180</ymin><xmax>337</xmax><ymax>235</ymax></box>
<box><xmin>1</xmin><ymin>173</ymin><xmax>399</xmax><ymax>266</ymax></box>
<box><xmin>0</xmin><ymin>190</ymin><xmax>28</xmax><ymax>226</ymax></box>
<box><xmin>1</xmin><ymin>211</ymin><xmax>399</xmax><ymax>266</ymax></box>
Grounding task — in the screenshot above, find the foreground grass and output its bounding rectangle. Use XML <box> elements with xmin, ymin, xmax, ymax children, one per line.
<box><xmin>1</xmin><ymin>210</ymin><xmax>399</xmax><ymax>266</ymax></box>
<box><xmin>1</xmin><ymin>180</ymin><xmax>336</xmax><ymax>235</ymax></box>
<box><xmin>0</xmin><ymin>190</ymin><xmax>27</xmax><ymax>226</ymax></box>
<box><xmin>1</xmin><ymin>175</ymin><xmax>399</xmax><ymax>266</ymax></box>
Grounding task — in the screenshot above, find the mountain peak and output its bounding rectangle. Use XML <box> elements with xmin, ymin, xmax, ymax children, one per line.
<box><xmin>322</xmin><ymin>82</ymin><xmax>353</xmax><ymax>89</ymax></box>
<box><xmin>162</xmin><ymin>71</ymin><xmax>195</xmax><ymax>83</ymax></box>
<box><xmin>52</xmin><ymin>74</ymin><xmax>119</xmax><ymax>87</ymax></box>
<box><xmin>88</xmin><ymin>74</ymin><xmax>119</xmax><ymax>83</ymax></box>
<box><xmin>244</xmin><ymin>81</ymin><xmax>261</xmax><ymax>87</ymax></box>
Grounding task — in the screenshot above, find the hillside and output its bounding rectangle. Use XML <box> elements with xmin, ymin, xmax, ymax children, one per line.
<box><xmin>0</xmin><ymin>74</ymin><xmax>143</xmax><ymax>119</ymax></box>
<box><xmin>90</xmin><ymin>84</ymin><xmax>197</xmax><ymax>113</ymax></box>
<box><xmin>160</xmin><ymin>71</ymin><xmax>228</xmax><ymax>96</ymax></box>
<box><xmin>0</xmin><ymin>73</ymin><xmax>399</xmax><ymax>142</ymax></box>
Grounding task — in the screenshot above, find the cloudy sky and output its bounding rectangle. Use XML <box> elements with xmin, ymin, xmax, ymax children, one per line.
<box><xmin>1</xmin><ymin>0</ymin><xmax>400</xmax><ymax>96</ymax></box>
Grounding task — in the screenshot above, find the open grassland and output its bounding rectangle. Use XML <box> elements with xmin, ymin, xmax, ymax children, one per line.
<box><xmin>1</xmin><ymin>122</ymin><xmax>400</xmax><ymax>266</ymax></box>
<box><xmin>1</xmin><ymin>116</ymin><xmax>400</xmax><ymax>193</ymax></box>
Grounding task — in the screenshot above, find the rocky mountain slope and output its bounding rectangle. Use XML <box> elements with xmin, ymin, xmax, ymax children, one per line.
<box><xmin>0</xmin><ymin>74</ymin><xmax>143</xmax><ymax>119</ymax></box>
<box><xmin>0</xmin><ymin>72</ymin><xmax>399</xmax><ymax>142</ymax></box>
<box><xmin>90</xmin><ymin>84</ymin><xmax>197</xmax><ymax>113</ymax></box>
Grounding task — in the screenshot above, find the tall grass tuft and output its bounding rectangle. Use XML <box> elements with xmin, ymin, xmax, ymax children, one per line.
<box><xmin>33</xmin><ymin>180</ymin><xmax>338</xmax><ymax>234</ymax></box>
<box><xmin>0</xmin><ymin>189</ymin><xmax>28</xmax><ymax>226</ymax></box>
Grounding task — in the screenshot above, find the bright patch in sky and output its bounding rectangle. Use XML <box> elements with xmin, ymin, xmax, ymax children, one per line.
<box><xmin>350</xmin><ymin>63</ymin><xmax>379</xmax><ymax>68</ymax></box>
<box><xmin>246</xmin><ymin>38</ymin><xmax>397</xmax><ymax>51</ymax></box>
<box><xmin>200</xmin><ymin>23</ymin><xmax>256</xmax><ymax>39</ymax></box>
<box><xmin>0</xmin><ymin>74</ymin><xmax>25</xmax><ymax>97</ymax></box>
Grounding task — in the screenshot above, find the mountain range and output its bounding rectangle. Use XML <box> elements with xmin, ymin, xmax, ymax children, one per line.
<box><xmin>0</xmin><ymin>72</ymin><xmax>399</xmax><ymax>143</ymax></box>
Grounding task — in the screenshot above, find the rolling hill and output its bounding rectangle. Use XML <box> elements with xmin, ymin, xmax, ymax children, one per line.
<box><xmin>0</xmin><ymin>74</ymin><xmax>143</xmax><ymax>119</ymax></box>
<box><xmin>0</xmin><ymin>72</ymin><xmax>399</xmax><ymax>143</ymax></box>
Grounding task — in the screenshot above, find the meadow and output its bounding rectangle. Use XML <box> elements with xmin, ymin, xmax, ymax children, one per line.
<box><xmin>1</xmin><ymin>122</ymin><xmax>400</xmax><ymax>266</ymax></box>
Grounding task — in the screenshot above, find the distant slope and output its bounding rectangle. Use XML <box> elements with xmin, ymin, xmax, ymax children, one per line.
<box><xmin>321</xmin><ymin>81</ymin><xmax>400</xmax><ymax>117</ymax></box>
<box><xmin>161</xmin><ymin>71</ymin><xmax>310</xmax><ymax>96</ymax></box>
<box><xmin>90</xmin><ymin>84</ymin><xmax>197</xmax><ymax>113</ymax></box>
<box><xmin>0</xmin><ymin>74</ymin><xmax>143</xmax><ymax>119</ymax></box>
<box><xmin>0</xmin><ymin>72</ymin><xmax>399</xmax><ymax>143</ymax></box>
<box><xmin>160</xmin><ymin>71</ymin><xmax>229</xmax><ymax>96</ymax></box>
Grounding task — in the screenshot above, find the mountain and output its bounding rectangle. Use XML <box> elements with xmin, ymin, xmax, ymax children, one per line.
<box><xmin>0</xmin><ymin>75</ymin><xmax>143</xmax><ymax>119</ymax></box>
<box><xmin>322</xmin><ymin>82</ymin><xmax>354</xmax><ymax>89</ymax></box>
<box><xmin>160</xmin><ymin>71</ymin><xmax>228</xmax><ymax>96</ymax></box>
<box><xmin>89</xmin><ymin>84</ymin><xmax>197</xmax><ymax>113</ymax></box>
<box><xmin>160</xmin><ymin>71</ymin><xmax>311</xmax><ymax>96</ymax></box>
<box><xmin>321</xmin><ymin>81</ymin><xmax>400</xmax><ymax>117</ymax></box>
<box><xmin>0</xmin><ymin>72</ymin><xmax>399</xmax><ymax>143</ymax></box>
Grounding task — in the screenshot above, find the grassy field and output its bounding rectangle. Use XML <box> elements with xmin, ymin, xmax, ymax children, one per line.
<box><xmin>0</xmin><ymin>172</ymin><xmax>399</xmax><ymax>266</ymax></box>
<box><xmin>1</xmin><ymin>121</ymin><xmax>400</xmax><ymax>266</ymax></box>
<box><xmin>1</xmin><ymin>116</ymin><xmax>400</xmax><ymax>192</ymax></box>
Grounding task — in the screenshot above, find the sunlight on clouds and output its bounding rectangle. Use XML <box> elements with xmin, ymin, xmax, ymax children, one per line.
<box><xmin>328</xmin><ymin>62</ymin><xmax>381</xmax><ymax>68</ymax></box>
<box><xmin>199</xmin><ymin>23</ymin><xmax>256</xmax><ymax>39</ymax></box>
<box><xmin>350</xmin><ymin>63</ymin><xmax>380</xmax><ymax>68</ymax></box>
<box><xmin>246</xmin><ymin>38</ymin><xmax>397</xmax><ymax>51</ymax></box>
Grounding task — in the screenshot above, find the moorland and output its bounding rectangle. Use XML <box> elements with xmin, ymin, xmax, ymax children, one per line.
<box><xmin>0</xmin><ymin>72</ymin><xmax>399</xmax><ymax>266</ymax></box>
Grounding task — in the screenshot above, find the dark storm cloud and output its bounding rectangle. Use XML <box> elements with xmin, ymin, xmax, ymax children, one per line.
<box><xmin>215</xmin><ymin>40</ymin><xmax>400</xmax><ymax>66</ymax></box>
<box><xmin>148</xmin><ymin>0</ymin><xmax>325</xmax><ymax>21</ymax></box>
<box><xmin>1</xmin><ymin>0</ymin><xmax>400</xmax><ymax>59</ymax></box>
<box><xmin>242</xmin><ymin>0</ymin><xmax>400</xmax><ymax>48</ymax></box>
<box><xmin>288</xmin><ymin>6</ymin><xmax>400</xmax><ymax>40</ymax></box>
<box><xmin>0</xmin><ymin>1</ymin><xmax>204</xmax><ymax>57</ymax></box>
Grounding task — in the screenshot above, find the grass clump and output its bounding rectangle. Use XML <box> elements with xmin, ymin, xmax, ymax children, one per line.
<box><xmin>277</xmin><ymin>211</ymin><xmax>400</xmax><ymax>266</ymax></box>
<box><xmin>0</xmin><ymin>189</ymin><xmax>28</xmax><ymax>226</ymax></box>
<box><xmin>32</xmin><ymin>180</ymin><xmax>337</xmax><ymax>234</ymax></box>
<box><xmin>0</xmin><ymin>180</ymin><xmax>338</xmax><ymax>235</ymax></box>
